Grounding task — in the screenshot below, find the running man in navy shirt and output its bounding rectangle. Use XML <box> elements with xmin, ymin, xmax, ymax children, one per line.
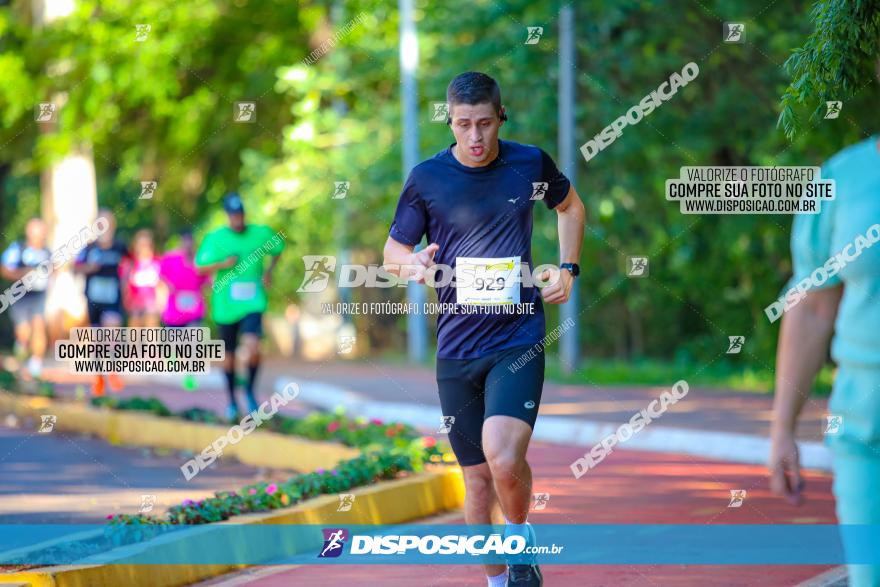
<box><xmin>383</xmin><ymin>72</ymin><xmax>585</xmax><ymax>587</ymax></box>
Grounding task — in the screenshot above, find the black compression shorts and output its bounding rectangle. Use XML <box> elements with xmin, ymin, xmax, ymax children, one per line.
<box><xmin>436</xmin><ymin>343</ymin><xmax>545</xmax><ymax>467</ymax></box>
<box><xmin>218</xmin><ymin>312</ymin><xmax>263</xmax><ymax>352</ymax></box>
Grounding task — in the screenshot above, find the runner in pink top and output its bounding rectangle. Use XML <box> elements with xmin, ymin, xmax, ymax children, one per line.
<box><xmin>158</xmin><ymin>230</ymin><xmax>209</xmax><ymax>327</ymax></box>
<box><xmin>122</xmin><ymin>229</ymin><xmax>162</xmax><ymax>327</ymax></box>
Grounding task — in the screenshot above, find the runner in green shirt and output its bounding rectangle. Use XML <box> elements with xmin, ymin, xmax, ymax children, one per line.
<box><xmin>195</xmin><ymin>193</ymin><xmax>285</xmax><ymax>421</ymax></box>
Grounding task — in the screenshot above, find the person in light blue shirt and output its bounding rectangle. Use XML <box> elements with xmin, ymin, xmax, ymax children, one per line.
<box><xmin>770</xmin><ymin>136</ymin><xmax>880</xmax><ymax>586</ymax></box>
<box><xmin>1</xmin><ymin>218</ymin><xmax>52</xmax><ymax>378</ymax></box>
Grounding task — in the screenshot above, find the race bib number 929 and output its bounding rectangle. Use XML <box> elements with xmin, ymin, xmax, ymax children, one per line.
<box><xmin>455</xmin><ymin>256</ymin><xmax>521</xmax><ymax>305</ymax></box>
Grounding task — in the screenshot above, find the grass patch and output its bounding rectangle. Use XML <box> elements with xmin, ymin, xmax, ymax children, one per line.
<box><xmin>544</xmin><ymin>357</ymin><xmax>834</xmax><ymax>396</ymax></box>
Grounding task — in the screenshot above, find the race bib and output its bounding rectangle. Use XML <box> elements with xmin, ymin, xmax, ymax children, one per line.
<box><xmin>28</xmin><ymin>273</ymin><xmax>50</xmax><ymax>292</ymax></box>
<box><xmin>230</xmin><ymin>281</ymin><xmax>257</xmax><ymax>301</ymax></box>
<box><xmin>132</xmin><ymin>265</ymin><xmax>160</xmax><ymax>287</ymax></box>
<box><xmin>175</xmin><ymin>292</ymin><xmax>198</xmax><ymax>311</ymax></box>
<box><xmin>87</xmin><ymin>276</ymin><xmax>119</xmax><ymax>304</ymax></box>
<box><xmin>455</xmin><ymin>256</ymin><xmax>521</xmax><ymax>305</ymax></box>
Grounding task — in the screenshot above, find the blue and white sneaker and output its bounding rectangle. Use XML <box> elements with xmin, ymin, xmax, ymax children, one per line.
<box><xmin>225</xmin><ymin>403</ymin><xmax>240</xmax><ymax>423</ymax></box>
<box><xmin>505</xmin><ymin>522</ymin><xmax>542</xmax><ymax>586</ymax></box>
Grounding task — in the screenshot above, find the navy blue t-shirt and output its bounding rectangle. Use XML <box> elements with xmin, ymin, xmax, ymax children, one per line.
<box><xmin>389</xmin><ymin>139</ymin><xmax>571</xmax><ymax>359</ymax></box>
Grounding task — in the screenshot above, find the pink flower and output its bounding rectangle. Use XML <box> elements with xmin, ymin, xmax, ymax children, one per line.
<box><xmin>266</xmin><ymin>483</ymin><xmax>278</xmax><ymax>495</ymax></box>
<box><xmin>248</xmin><ymin>488</ymin><xmax>257</xmax><ymax>495</ymax></box>
<box><xmin>182</xmin><ymin>499</ymin><xmax>194</xmax><ymax>506</ymax></box>
<box><xmin>422</xmin><ymin>436</ymin><xmax>437</xmax><ymax>448</ymax></box>
<box><xmin>316</xmin><ymin>468</ymin><xmax>326</xmax><ymax>474</ymax></box>
<box><xmin>370</xmin><ymin>418</ymin><xmax>383</xmax><ymax>426</ymax></box>
<box><xmin>327</xmin><ymin>421</ymin><xmax>341</xmax><ymax>433</ymax></box>
<box><xmin>106</xmin><ymin>514</ymin><xmax>114</xmax><ymax>520</ymax></box>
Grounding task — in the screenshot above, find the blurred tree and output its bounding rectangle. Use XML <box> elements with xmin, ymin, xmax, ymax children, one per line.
<box><xmin>778</xmin><ymin>0</ymin><xmax>880</xmax><ymax>139</ymax></box>
<box><xmin>2</xmin><ymin>0</ymin><xmax>875</xmax><ymax>367</ymax></box>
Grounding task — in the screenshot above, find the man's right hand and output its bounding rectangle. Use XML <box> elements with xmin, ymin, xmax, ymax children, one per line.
<box><xmin>409</xmin><ymin>243</ymin><xmax>439</xmax><ymax>284</ymax></box>
<box><xmin>769</xmin><ymin>431</ymin><xmax>805</xmax><ymax>505</ymax></box>
<box><xmin>221</xmin><ymin>255</ymin><xmax>239</xmax><ymax>269</ymax></box>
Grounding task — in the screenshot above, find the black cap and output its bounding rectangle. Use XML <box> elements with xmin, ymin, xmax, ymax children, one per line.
<box><xmin>223</xmin><ymin>193</ymin><xmax>245</xmax><ymax>214</ymax></box>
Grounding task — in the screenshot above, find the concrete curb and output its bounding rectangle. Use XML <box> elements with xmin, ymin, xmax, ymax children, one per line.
<box><xmin>276</xmin><ymin>377</ymin><xmax>833</xmax><ymax>471</ymax></box>
<box><xmin>0</xmin><ymin>467</ymin><xmax>464</xmax><ymax>587</ymax></box>
<box><xmin>0</xmin><ymin>391</ymin><xmax>360</xmax><ymax>473</ymax></box>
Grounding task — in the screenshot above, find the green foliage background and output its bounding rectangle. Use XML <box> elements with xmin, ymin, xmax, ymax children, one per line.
<box><xmin>1</xmin><ymin>0</ymin><xmax>876</xmax><ymax>369</ymax></box>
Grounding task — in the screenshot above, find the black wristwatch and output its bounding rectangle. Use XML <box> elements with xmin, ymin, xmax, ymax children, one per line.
<box><xmin>560</xmin><ymin>263</ymin><xmax>580</xmax><ymax>277</ymax></box>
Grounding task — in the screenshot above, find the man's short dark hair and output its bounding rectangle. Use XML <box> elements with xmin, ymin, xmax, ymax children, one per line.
<box><xmin>446</xmin><ymin>72</ymin><xmax>503</xmax><ymax>117</ymax></box>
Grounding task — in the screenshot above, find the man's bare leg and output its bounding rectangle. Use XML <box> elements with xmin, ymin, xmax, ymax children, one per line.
<box><xmin>483</xmin><ymin>415</ymin><xmax>533</xmax><ymax>523</ymax></box>
<box><xmin>462</xmin><ymin>462</ymin><xmax>507</xmax><ymax>577</ymax></box>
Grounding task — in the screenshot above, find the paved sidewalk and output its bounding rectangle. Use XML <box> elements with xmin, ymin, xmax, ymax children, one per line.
<box><xmin>32</xmin><ymin>356</ymin><xmax>830</xmax><ymax>445</ymax></box>
<box><xmin>272</xmin><ymin>358</ymin><xmax>829</xmax><ymax>441</ymax></box>
<box><xmin>195</xmin><ymin>442</ymin><xmax>839</xmax><ymax>587</ymax></box>
<box><xmin>0</xmin><ymin>424</ymin><xmax>285</xmax><ymax>524</ymax></box>
<box><xmin>4</xmin><ymin>357</ymin><xmax>844</xmax><ymax>585</ymax></box>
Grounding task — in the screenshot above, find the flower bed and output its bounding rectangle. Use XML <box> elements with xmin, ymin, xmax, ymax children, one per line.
<box><xmin>91</xmin><ymin>395</ymin><xmax>427</xmax><ymax>450</ymax></box>
<box><xmin>109</xmin><ymin>446</ymin><xmax>432</xmax><ymax>527</ymax></box>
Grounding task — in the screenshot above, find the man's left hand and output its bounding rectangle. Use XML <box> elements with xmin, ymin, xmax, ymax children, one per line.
<box><xmin>539</xmin><ymin>266</ymin><xmax>573</xmax><ymax>304</ymax></box>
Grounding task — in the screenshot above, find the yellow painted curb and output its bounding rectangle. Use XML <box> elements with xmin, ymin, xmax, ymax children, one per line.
<box><xmin>0</xmin><ymin>391</ymin><xmax>360</xmax><ymax>471</ymax></box>
<box><xmin>0</xmin><ymin>467</ymin><xmax>465</xmax><ymax>587</ymax></box>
